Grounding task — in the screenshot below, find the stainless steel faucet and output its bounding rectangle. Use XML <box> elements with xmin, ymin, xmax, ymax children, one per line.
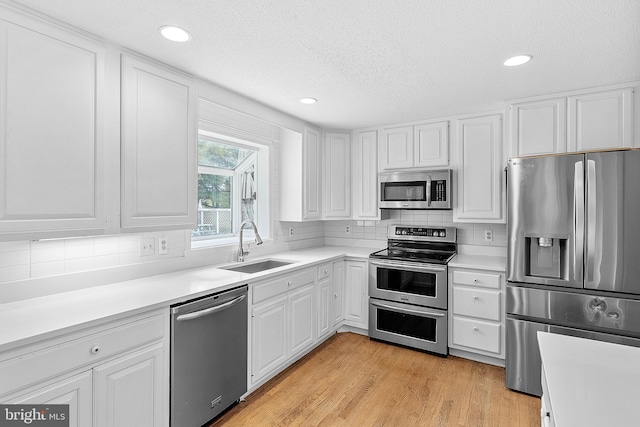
<box><xmin>237</xmin><ymin>220</ymin><xmax>263</xmax><ymax>262</ymax></box>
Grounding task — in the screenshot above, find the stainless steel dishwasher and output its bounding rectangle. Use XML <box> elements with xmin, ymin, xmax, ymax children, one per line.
<box><xmin>170</xmin><ymin>285</ymin><xmax>248</xmax><ymax>427</ymax></box>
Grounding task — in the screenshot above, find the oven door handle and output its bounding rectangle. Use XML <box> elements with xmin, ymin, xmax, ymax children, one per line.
<box><xmin>370</xmin><ymin>301</ymin><xmax>446</xmax><ymax>318</ymax></box>
<box><xmin>369</xmin><ymin>259</ymin><xmax>447</xmax><ymax>272</ymax></box>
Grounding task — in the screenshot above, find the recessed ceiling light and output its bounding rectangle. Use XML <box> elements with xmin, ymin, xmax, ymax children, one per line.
<box><xmin>159</xmin><ymin>25</ymin><xmax>192</xmax><ymax>42</ymax></box>
<box><xmin>504</xmin><ymin>54</ymin><xmax>533</xmax><ymax>67</ymax></box>
<box><xmin>300</xmin><ymin>97</ymin><xmax>318</xmax><ymax>105</ymax></box>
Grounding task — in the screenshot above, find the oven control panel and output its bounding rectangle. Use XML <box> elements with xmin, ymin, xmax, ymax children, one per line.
<box><xmin>388</xmin><ymin>226</ymin><xmax>457</xmax><ymax>243</ymax></box>
<box><xmin>395</xmin><ymin>227</ymin><xmax>445</xmax><ymax>237</ymax></box>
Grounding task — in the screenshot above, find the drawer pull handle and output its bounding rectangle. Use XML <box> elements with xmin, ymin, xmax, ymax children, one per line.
<box><xmin>473</xmin><ymin>296</ymin><xmax>479</xmax><ymax>301</ymax></box>
<box><xmin>90</xmin><ymin>345</ymin><xmax>101</xmax><ymax>354</ymax></box>
<box><xmin>324</xmin><ymin>269</ymin><xmax>328</xmax><ymax>274</ymax></box>
<box><xmin>473</xmin><ymin>327</ymin><xmax>479</xmax><ymax>332</ymax></box>
<box><xmin>288</xmin><ymin>281</ymin><xmax>293</xmax><ymax>287</ymax></box>
<box><xmin>474</xmin><ymin>279</ymin><xmax>478</xmax><ymax>283</ymax></box>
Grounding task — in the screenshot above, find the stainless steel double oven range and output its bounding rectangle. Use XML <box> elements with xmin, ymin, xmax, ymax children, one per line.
<box><xmin>369</xmin><ymin>225</ymin><xmax>457</xmax><ymax>355</ymax></box>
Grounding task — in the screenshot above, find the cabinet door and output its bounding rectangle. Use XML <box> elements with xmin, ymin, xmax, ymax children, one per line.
<box><xmin>380</xmin><ymin>126</ymin><xmax>414</xmax><ymax>170</ymax></box>
<box><xmin>344</xmin><ymin>261</ymin><xmax>368</xmax><ymax>329</ymax></box>
<box><xmin>303</xmin><ymin>126</ymin><xmax>322</xmax><ymax>220</ymax></box>
<box><xmin>289</xmin><ymin>284</ymin><xmax>315</xmax><ymax>356</ymax></box>
<box><xmin>317</xmin><ymin>278</ymin><xmax>332</xmax><ymax>339</ymax></box>
<box><xmin>332</xmin><ymin>261</ymin><xmax>345</xmax><ymax>326</ymax></box>
<box><xmin>510</xmin><ymin>98</ymin><xmax>567</xmax><ymax>156</ymax></box>
<box><xmin>353</xmin><ymin>130</ymin><xmax>379</xmax><ymax>219</ymax></box>
<box><xmin>5</xmin><ymin>371</ymin><xmax>93</xmax><ymax>427</ymax></box>
<box><xmin>93</xmin><ymin>343</ymin><xmax>165</xmax><ymax>427</ymax></box>
<box><xmin>251</xmin><ymin>295</ymin><xmax>287</xmax><ymax>382</ymax></box>
<box><xmin>455</xmin><ymin>114</ymin><xmax>503</xmax><ymax>222</ymax></box>
<box><xmin>121</xmin><ymin>54</ymin><xmax>196</xmax><ymax>231</ymax></box>
<box><xmin>414</xmin><ymin>122</ymin><xmax>449</xmax><ymax>167</ymax></box>
<box><xmin>323</xmin><ymin>132</ymin><xmax>351</xmax><ymax>218</ymax></box>
<box><xmin>568</xmin><ymin>88</ymin><xmax>633</xmax><ymax>152</ymax></box>
<box><xmin>0</xmin><ymin>13</ymin><xmax>106</xmax><ymax>240</ymax></box>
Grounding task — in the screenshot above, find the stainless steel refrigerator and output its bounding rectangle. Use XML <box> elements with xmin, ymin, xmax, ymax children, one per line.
<box><xmin>506</xmin><ymin>150</ymin><xmax>640</xmax><ymax>396</ymax></box>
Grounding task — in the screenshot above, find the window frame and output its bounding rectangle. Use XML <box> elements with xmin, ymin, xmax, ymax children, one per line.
<box><xmin>192</xmin><ymin>129</ymin><xmax>271</xmax><ymax>248</ymax></box>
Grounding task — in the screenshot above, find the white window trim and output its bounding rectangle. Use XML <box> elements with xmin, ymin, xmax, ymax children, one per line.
<box><xmin>192</xmin><ymin>130</ymin><xmax>271</xmax><ymax>248</ymax></box>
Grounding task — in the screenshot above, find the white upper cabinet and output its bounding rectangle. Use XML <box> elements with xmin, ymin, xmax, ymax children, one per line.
<box><xmin>323</xmin><ymin>132</ymin><xmax>351</xmax><ymax>219</ymax></box>
<box><xmin>454</xmin><ymin>114</ymin><xmax>503</xmax><ymax>223</ymax></box>
<box><xmin>380</xmin><ymin>126</ymin><xmax>414</xmax><ymax>169</ymax></box>
<box><xmin>279</xmin><ymin>125</ymin><xmax>322</xmax><ymax>222</ymax></box>
<box><xmin>509</xmin><ymin>98</ymin><xmax>567</xmax><ymax>157</ymax></box>
<box><xmin>352</xmin><ymin>130</ymin><xmax>379</xmax><ymax>219</ymax></box>
<box><xmin>379</xmin><ymin>121</ymin><xmax>449</xmax><ymax>171</ymax></box>
<box><xmin>0</xmin><ymin>9</ymin><xmax>106</xmax><ymax>240</ymax></box>
<box><xmin>568</xmin><ymin>88</ymin><xmax>633</xmax><ymax>152</ymax></box>
<box><xmin>120</xmin><ymin>54</ymin><xmax>197</xmax><ymax>231</ymax></box>
<box><xmin>508</xmin><ymin>84</ymin><xmax>636</xmax><ymax>158</ymax></box>
<box><xmin>303</xmin><ymin>126</ymin><xmax>322</xmax><ymax>220</ymax></box>
<box><xmin>414</xmin><ymin>122</ymin><xmax>449</xmax><ymax>167</ymax></box>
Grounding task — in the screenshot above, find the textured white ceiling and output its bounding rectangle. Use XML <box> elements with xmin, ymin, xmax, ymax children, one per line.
<box><xmin>6</xmin><ymin>0</ymin><xmax>640</xmax><ymax>129</ymax></box>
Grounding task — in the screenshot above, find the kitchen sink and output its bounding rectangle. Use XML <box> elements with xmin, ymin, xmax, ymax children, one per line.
<box><xmin>219</xmin><ymin>259</ymin><xmax>294</xmax><ymax>274</ymax></box>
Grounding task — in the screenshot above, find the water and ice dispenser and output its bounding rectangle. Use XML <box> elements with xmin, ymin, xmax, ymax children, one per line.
<box><xmin>525</xmin><ymin>236</ymin><xmax>567</xmax><ymax>280</ymax></box>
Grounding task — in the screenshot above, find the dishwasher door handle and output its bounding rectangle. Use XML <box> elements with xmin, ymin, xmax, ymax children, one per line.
<box><xmin>176</xmin><ymin>295</ymin><xmax>246</xmax><ymax>322</ymax></box>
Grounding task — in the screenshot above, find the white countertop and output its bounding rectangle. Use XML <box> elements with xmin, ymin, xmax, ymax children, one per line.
<box><xmin>0</xmin><ymin>245</ymin><xmax>375</xmax><ymax>352</ymax></box>
<box><xmin>448</xmin><ymin>254</ymin><xmax>506</xmax><ymax>271</ymax></box>
<box><xmin>538</xmin><ymin>332</ymin><xmax>640</xmax><ymax>427</ymax></box>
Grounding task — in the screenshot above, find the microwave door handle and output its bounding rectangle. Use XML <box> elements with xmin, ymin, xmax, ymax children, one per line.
<box><xmin>574</xmin><ymin>160</ymin><xmax>585</xmax><ymax>283</ymax></box>
<box><xmin>426</xmin><ymin>176</ymin><xmax>432</xmax><ymax>206</ymax></box>
<box><xmin>586</xmin><ymin>159</ymin><xmax>596</xmax><ymax>283</ymax></box>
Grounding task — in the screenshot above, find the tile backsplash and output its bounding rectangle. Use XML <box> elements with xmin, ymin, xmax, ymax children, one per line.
<box><xmin>323</xmin><ymin>210</ymin><xmax>507</xmax><ymax>248</ymax></box>
<box><xmin>0</xmin><ymin>230</ymin><xmax>187</xmax><ymax>284</ymax></box>
<box><xmin>0</xmin><ymin>214</ymin><xmax>503</xmax><ymax>286</ymax></box>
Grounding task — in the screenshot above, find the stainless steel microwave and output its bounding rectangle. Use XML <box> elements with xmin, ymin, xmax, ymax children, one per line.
<box><xmin>379</xmin><ymin>169</ymin><xmax>452</xmax><ymax>209</ymax></box>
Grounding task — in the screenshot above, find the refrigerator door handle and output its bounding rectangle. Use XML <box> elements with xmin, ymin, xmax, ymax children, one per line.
<box><xmin>586</xmin><ymin>159</ymin><xmax>597</xmax><ymax>282</ymax></box>
<box><xmin>574</xmin><ymin>160</ymin><xmax>585</xmax><ymax>283</ymax></box>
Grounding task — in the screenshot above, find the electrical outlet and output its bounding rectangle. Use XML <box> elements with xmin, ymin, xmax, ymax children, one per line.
<box><xmin>140</xmin><ymin>237</ymin><xmax>155</xmax><ymax>256</ymax></box>
<box><xmin>484</xmin><ymin>229</ymin><xmax>493</xmax><ymax>243</ymax></box>
<box><xmin>345</xmin><ymin>226</ymin><xmax>350</xmax><ymax>234</ymax></box>
<box><xmin>159</xmin><ymin>236</ymin><xmax>168</xmax><ymax>254</ymax></box>
<box><xmin>289</xmin><ymin>227</ymin><xmax>294</xmax><ymax>236</ymax></box>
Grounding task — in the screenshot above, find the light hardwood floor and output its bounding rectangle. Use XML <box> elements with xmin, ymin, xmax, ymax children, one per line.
<box><xmin>209</xmin><ymin>332</ymin><xmax>540</xmax><ymax>427</ymax></box>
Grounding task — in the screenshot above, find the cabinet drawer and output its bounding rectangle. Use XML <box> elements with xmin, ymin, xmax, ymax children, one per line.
<box><xmin>316</xmin><ymin>263</ymin><xmax>332</xmax><ymax>281</ymax></box>
<box><xmin>451</xmin><ymin>316</ymin><xmax>501</xmax><ymax>354</ymax></box>
<box><xmin>452</xmin><ymin>287</ymin><xmax>500</xmax><ymax>321</ymax></box>
<box><xmin>253</xmin><ymin>269</ymin><xmax>316</xmax><ymax>304</ymax></box>
<box><xmin>452</xmin><ymin>270</ymin><xmax>501</xmax><ymax>289</ymax></box>
<box><xmin>0</xmin><ymin>313</ymin><xmax>164</xmax><ymax>396</ymax></box>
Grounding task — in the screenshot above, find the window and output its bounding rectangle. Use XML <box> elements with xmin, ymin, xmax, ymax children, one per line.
<box><xmin>192</xmin><ymin>132</ymin><xmax>269</xmax><ymax>246</ymax></box>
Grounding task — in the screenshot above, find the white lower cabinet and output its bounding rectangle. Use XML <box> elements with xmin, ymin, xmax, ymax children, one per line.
<box><xmin>251</xmin><ymin>295</ymin><xmax>288</xmax><ymax>381</ymax></box>
<box><xmin>93</xmin><ymin>343</ymin><xmax>164</xmax><ymax>427</ymax></box>
<box><xmin>448</xmin><ymin>267</ymin><xmax>505</xmax><ymax>361</ymax></box>
<box><xmin>250</xmin><ymin>268</ymin><xmax>316</xmax><ymax>386</ymax></box>
<box><xmin>344</xmin><ymin>260</ymin><xmax>368</xmax><ymax>330</ymax></box>
<box><xmin>316</xmin><ymin>263</ymin><xmax>333</xmax><ymax>339</ymax></box>
<box><xmin>5</xmin><ymin>371</ymin><xmax>93</xmax><ymax>427</ymax></box>
<box><xmin>289</xmin><ymin>286</ymin><xmax>315</xmax><ymax>357</ymax></box>
<box><xmin>332</xmin><ymin>261</ymin><xmax>346</xmax><ymax>327</ymax></box>
<box><xmin>0</xmin><ymin>310</ymin><xmax>168</xmax><ymax>427</ymax></box>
